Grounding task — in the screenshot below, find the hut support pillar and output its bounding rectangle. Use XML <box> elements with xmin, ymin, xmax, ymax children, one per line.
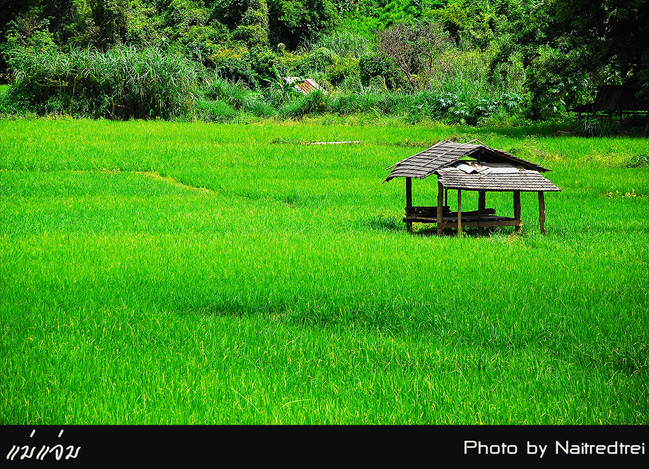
<box><xmin>437</xmin><ymin>181</ymin><xmax>444</xmax><ymax>236</ymax></box>
<box><xmin>478</xmin><ymin>191</ymin><xmax>486</xmax><ymax>234</ymax></box>
<box><xmin>457</xmin><ymin>189</ymin><xmax>462</xmax><ymax>236</ymax></box>
<box><xmin>405</xmin><ymin>177</ymin><xmax>412</xmax><ymax>232</ymax></box>
<box><xmin>513</xmin><ymin>191</ymin><xmax>521</xmax><ymax>233</ymax></box>
<box><xmin>538</xmin><ymin>191</ymin><xmax>546</xmax><ymax>235</ymax></box>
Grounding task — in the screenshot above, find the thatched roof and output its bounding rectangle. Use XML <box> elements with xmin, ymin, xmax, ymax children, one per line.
<box><xmin>384</xmin><ymin>140</ymin><xmax>560</xmax><ymax>192</ymax></box>
<box><xmin>436</xmin><ymin>162</ymin><xmax>560</xmax><ymax>192</ymax></box>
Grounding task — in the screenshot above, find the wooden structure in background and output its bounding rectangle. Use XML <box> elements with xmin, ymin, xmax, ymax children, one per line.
<box><xmin>571</xmin><ymin>85</ymin><xmax>649</xmax><ymax>118</ymax></box>
<box><xmin>384</xmin><ymin>140</ymin><xmax>561</xmax><ymax>235</ymax></box>
<box><xmin>283</xmin><ymin>77</ymin><xmax>326</xmax><ymax>94</ymax></box>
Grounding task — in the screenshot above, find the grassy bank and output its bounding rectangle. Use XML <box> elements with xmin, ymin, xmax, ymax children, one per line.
<box><xmin>1</xmin><ymin>118</ymin><xmax>647</xmax><ymax>424</ymax></box>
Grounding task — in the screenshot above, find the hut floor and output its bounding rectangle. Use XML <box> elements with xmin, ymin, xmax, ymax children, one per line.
<box><xmin>404</xmin><ymin>206</ymin><xmax>522</xmax><ymax>229</ymax></box>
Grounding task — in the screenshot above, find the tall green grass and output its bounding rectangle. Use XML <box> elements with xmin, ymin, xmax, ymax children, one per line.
<box><xmin>6</xmin><ymin>47</ymin><xmax>199</xmax><ymax>119</ymax></box>
<box><xmin>1</xmin><ymin>119</ymin><xmax>647</xmax><ymax>424</ymax></box>
<box><xmin>307</xmin><ymin>30</ymin><xmax>375</xmax><ymax>59</ymax></box>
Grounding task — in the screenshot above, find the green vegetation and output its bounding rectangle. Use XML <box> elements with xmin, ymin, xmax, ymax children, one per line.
<box><xmin>1</xmin><ymin>119</ymin><xmax>647</xmax><ymax>424</ymax></box>
<box><xmin>1</xmin><ymin>1</ymin><xmax>645</xmax><ymax>124</ymax></box>
<box><xmin>5</xmin><ymin>46</ymin><xmax>199</xmax><ymax>119</ymax></box>
<box><xmin>0</xmin><ymin>0</ymin><xmax>647</xmax><ymax>426</ymax></box>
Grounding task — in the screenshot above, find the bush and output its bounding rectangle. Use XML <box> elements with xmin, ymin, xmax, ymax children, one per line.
<box><xmin>5</xmin><ymin>46</ymin><xmax>199</xmax><ymax>119</ymax></box>
<box><xmin>324</xmin><ymin>55</ymin><xmax>359</xmax><ymax>86</ymax></box>
<box><xmin>0</xmin><ymin>84</ymin><xmax>29</xmax><ymax>116</ymax></box>
<box><xmin>205</xmin><ymin>75</ymin><xmax>276</xmax><ymax>117</ymax></box>
<box><xmin>214</xmin><ymin>57</ymin><xmax>258</xmax><ymax>88</ymax></box>
<box><xmin>407</xmin><ymin>92</ymin><xmax>458</xmax><ymax>120</ymax></box>
<box><xmin>359</xmin><ymin>54</ymin><xmax>401</xmax><ymax>89</ymax></box>
<box><xmin>196</xmin><ymin>99</ymin><xmax>238</xmax><ymax>122</ymax></box>
<box><xmin>280</xmin><ymin>89</ymin><xmax>330</xmax><ymax>118</ymax></box>
<box><xmin>247</xmin><ymin>46</ymin><xmax>279</xmax><ymax>82</ymax></box>
<box><xmin>403</xmin><ymin>91</ymin><xmax>523</xmax><ymax>124</ymax></box>
<box><xmin>291</xmin><ymin>47</ymin><xmax>336</xmax><ymax>77</ymax></box>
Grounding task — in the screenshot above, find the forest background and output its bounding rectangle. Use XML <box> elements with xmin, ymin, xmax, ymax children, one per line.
<box><xmin>0</xmin><ymin>0</ymin><xmax>648</xmax><ymax>129</ymax></box>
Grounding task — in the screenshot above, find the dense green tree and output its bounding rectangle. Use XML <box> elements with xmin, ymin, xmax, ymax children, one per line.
<box><xmin>210</xmin><ymin>0</ymin><xmax>269</xmax><ymax>48</ymax></box>
<box><xmin>266</xmin><ymin>0</ymin><xmax>339</xmax><ymax>49</ymax></box>
<box><xmin>124</xmin><ymin>0</ymin><xmax>165</xmax><ymax>47</ymax></box>
<box><xmin>490</xmin><ymin>0</ymin><xmax>649</xmax><ymax>117</ymax></box>
<box><xmin>547</xmin><ymin>0</ymin><xmax>649</xmax><ymax>88</ymax></box>
<box><xmin>4</xmin><ymin>0</ymin><xmax>645</xmax><ymax>123</ymax></box>
<box><xmin>209</xmin><ymin>0</ymin><xmax>251</xmax><ymax>30</ymax></box>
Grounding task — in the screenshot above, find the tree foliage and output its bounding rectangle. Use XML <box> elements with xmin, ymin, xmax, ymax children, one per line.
<box><xmin>378</xmin><ymin>19</ymin><xmax>453</xmax><ymax>91</ymax></box>
<box><xmin>490</xmin><ymin>0</ymin><xmax>649</xmax><ymax>117</ymax></box>
<box><xmin>1</xmin><ymin>0</ymin><xmax>647</xmax><ymax>124</ymax></box>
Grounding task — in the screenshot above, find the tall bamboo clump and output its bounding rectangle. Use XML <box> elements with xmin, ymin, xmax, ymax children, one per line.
<box><xmin>7</xmin><ymin>47</ymin><xmax>200</xmax><ymax>120</ymax></box>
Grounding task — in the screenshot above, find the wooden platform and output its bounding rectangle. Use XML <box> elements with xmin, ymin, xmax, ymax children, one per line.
<box><xmin>404</xmin><ymin>206</ymin><xmax>523</xmax><ymax>231</ymax></box>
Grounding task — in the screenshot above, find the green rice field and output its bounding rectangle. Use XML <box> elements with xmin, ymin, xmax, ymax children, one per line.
<box><xmin>1</xmin><ymin>118</ymin><xmax>647</xmax><ymax>424</ymax></box>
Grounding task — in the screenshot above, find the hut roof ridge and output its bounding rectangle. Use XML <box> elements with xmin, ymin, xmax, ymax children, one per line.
<box><xmin>384</xmin><ymin>140</ymin><xmax>550</xmax><ymax>183</ymax></box>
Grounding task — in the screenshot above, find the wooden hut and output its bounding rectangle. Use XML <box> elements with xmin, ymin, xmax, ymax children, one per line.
<box><xmin>384</xmin><ymin>140</ymin><xmax>561</xmax><ymax>235</ymax></box>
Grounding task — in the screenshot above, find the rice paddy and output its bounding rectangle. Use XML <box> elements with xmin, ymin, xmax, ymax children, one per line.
<box><xmin>1</xmin><ymin>118</ymin><xmax>647</xmax><ymax>424</ymax></box>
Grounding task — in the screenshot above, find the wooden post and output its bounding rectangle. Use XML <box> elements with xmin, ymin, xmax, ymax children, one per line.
<box><xmin>478</xmin><ymin>191</ymin><xmax>486</xmax><ymax>234</ymax></box>
<box><xmin>457</xmin><ymin>189</ymin><xmax>462</xmax><ymax>236</ymax></box>
<box><xmin>406</xmin><ymin>177</ymin><xmax>412</xmax><ymax>207</ymax></box>
<box><xmin>513</xmin><ymin>191</ymin><xmax>521</xmax><ymax>233</ymax></box>
<box><xmin>538</xmin><ymin>191</ymin><xmax>546</xmax><ymax>235</ymax></box>
<box><xmin>405</xmin><ymin>177</ymin><xmax>412</xmax><ymax>232</ymax></box>
<box><xmin>437</xmin><ymin>181</ymin><xmax>444</xmax><ymax>236</ymax></box>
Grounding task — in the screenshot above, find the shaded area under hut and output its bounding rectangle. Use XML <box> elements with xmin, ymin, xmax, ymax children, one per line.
<box><xmin>384</xmin><ymin>140</ymin><xmax>561</xmax><ymax>235</ymax></box>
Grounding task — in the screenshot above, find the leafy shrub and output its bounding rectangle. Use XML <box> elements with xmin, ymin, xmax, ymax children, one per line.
<box><xmin>359</xmin><ymin>54</ymin><xmax>401</xmax><ymax>89</ymax></box>
<box><xmin>404</xmin><ymin>91</ymin><xmax>523</xmax><ymax>124</ymax></box>
<box><xmin>498</xmin><ymin>93</ymin><xmax>523</xmax><ymax>113</ymax></box>
<box><xmin>214</xmin><ymin>57</ymin><xmax>258</xmax><ymax>88</ymax></box>
<box><xmin>292</xmin><ymin>47</ymin><xmax>336</xmax><ymax>76</ymax></box>
<box><xmin>283</xmin><ymin>47</ymin><xmax>361</xmax><ymax>88</ymax></box>
<box><xmin>0</xmin><ymin>84</ymin><xmax>30</xmax><ymax>116</ymax></box>
<box><xmin>324</xmin><ymin>55</ymin><xmax>359</xmax><ymax>86</ymax></box>
<box><xmin>407</xmin><ymin>92</ymin><xmax>458</xmax><ymax>120</ymax></box>
<box><xmin>247</xmin><ymin>46</ymin><xmax>279</xmax><ymax>82</ymax></box>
